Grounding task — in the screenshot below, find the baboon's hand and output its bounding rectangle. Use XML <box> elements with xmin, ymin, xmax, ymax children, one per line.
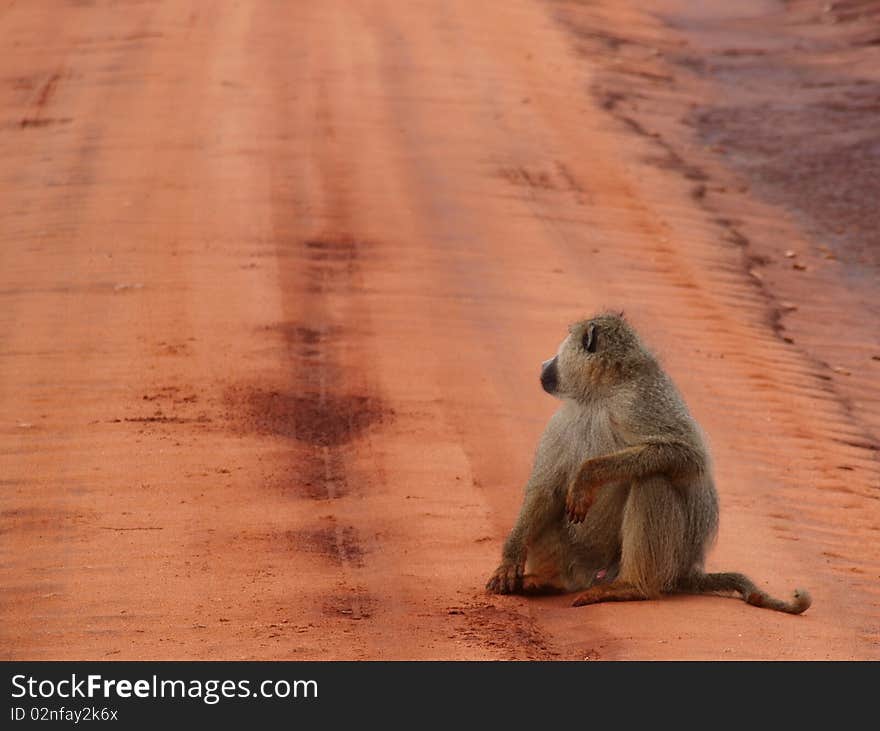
<box><xmin>486</xmin><ymin>561</ymin><xmax>523</xmax><ymax>594</ymax></box>
<box><xmin>566</xmin><ymin>483</ymin><xmax>595</xmax><ymax>523</ymax></box>
<box><xmin>567</xmin><ymin>461</ymin><xmax>602</xmax><ymax>523</ymax></box>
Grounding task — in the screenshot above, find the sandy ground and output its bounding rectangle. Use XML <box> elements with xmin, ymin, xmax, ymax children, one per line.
<box><xmin>1</xmin><ymin>0</ymin><xmax>877</xmax><ymax>660</ymax></box>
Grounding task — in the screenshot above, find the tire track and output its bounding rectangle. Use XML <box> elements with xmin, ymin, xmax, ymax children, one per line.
<box><xmin>225</xmin><ymin>234</ymin><xmax>389</xmax><ymax>625</ymax></box>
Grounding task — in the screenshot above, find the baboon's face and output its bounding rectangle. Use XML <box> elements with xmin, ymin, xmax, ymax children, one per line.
<box><xmin>540</xmin><ymin>313</ymin><xmax>643</xmax><ymax>401</ymax></box>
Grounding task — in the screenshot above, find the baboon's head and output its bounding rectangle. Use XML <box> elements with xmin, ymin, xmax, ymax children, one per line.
<box><xmin>540</xmin><ymin>312</ymin><xmax>651</xmax><ymax>401</ymax></box>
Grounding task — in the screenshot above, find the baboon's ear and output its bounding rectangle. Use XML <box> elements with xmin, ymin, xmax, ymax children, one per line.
<box><xmin>583</xmin><ymin>323</ymin><xmax>597</xmax><ymax>353</ymax></box>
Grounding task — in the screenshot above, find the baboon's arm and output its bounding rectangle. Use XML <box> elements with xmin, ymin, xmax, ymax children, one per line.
<box><xmin>487</xmin><ymin>480</ymin><xmax>564</xmax><ymax>593</ymax></box>
<box><xmin>503</xmin><ymin>482</ymin><xmax>563</xmax><ymax>562</ymax></box>
<box><xmin>566</xmin><ymin>439</ymin><xmax>704</xmax><ymax>522</ymax></box>
<box><xmin>579</xmin><ymin>438</ymin><xmax>705</xmax><ymax>485</ymax></box>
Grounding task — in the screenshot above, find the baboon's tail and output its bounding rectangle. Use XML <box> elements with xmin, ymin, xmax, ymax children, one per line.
<box><xmin>678</xmin><ymin>572</ymin><xmax>811</xmax><ymax>615</ymax></box>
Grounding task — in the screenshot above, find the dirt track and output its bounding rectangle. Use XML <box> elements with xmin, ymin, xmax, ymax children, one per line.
<box><xmin>1</xmin><ymin>0</ymin><xmax>878</xmax><ymax>660</ymax></box>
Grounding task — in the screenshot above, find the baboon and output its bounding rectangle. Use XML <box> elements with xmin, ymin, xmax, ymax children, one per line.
<box><xmin>486</xmin><ymin>312</ymin><xmax>811</xmax><ymax>614</ymax></box>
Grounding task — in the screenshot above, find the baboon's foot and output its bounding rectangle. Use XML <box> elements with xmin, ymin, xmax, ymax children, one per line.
<box><xmin>486</xmin><ymin>561</ymin><xmax>523</xmax><ymax>594</ymax></box>
<box><xmin>572</xmin><ymin>582</ymin><xmax>649</xmax><ymax>607</ymax></box>
<box><xmin>521</xmin><ymin>575</ymin><xmax>565</xmax><ymax>595</ymax></box>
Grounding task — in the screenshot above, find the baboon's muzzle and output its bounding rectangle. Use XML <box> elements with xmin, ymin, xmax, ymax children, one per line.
<box><xmin>540</xmin><ymin>357</ymin><xmax>558</xmax><ymax>394</ymax></box>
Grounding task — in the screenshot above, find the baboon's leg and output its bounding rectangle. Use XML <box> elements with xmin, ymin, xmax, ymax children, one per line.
<box><xmin>613</xmin><ymin>476</ymin><xmax>688</xmax><ymax>596</ymax></box>
<box><xmin>518</xmin><ymin>529</ymin><xmax>567</xmax><ymax>595</ymax></box>
<box><xmin>571</xmin><ymin>582</ymin><xmax>647</xmax><ymax>606</ymax></box>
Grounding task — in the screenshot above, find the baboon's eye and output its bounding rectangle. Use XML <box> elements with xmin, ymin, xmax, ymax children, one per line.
<box><xmin>583</xmin><ymin>324</ymin><xmax>597</xmax><ymax>353</ymax></box>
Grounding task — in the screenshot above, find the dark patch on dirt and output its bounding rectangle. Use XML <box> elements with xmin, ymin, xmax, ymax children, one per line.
<box><xmin>690</xmin><ymin>96</ymin><xmax>880</xmax><ymax>269</ymax></box>
<box><xmin>642</xmin><ymin>2</ymin><xmax>880</xmax><ymax>273</ymax></box>
<box><xmin>142</xmin><ymin>387</ymin><xmax>198</xmax><ymax>405</ymax></box>
<box><xmin>299</xmin><ymin>236</ymin><xmax>371</xmax><ymax>298</ymax></box>
<box><xmin>641</xmin><ymin>150</ymin><xmax>708</xmax><ymax>182</ymax></box>
<box><xmin>602</xmin><ymin>106</ymin><xmax>709</xmax><ymax>183</ymax></box>
<box><xmin>558</xmin><ymin>25</ymin><xmax>630</xmax><ymax>52</ymax></box>
<box><xmin>289</xmin><ymin>524</ymin><xmax>365</xmax><ymax>566</ymax></box>
<box><xmin>20</xmin><ymin>117</ymin><xmax>73</xmax><ymax>129</ymax></box>
<box><xmin>500</xmin><ymin>166</ymin><xmax>557</xmax><ymax>190</ymax></box>
<box><xmin>290</xmin><ymin>326</ymin><xmax>322</xmax><ymax>345</ymax></box>
<box><xmin>110</xmin><ymin>385</ymin><xmax>210</xmax><ymax>426</ymax></box>
<box><xmin>834</xmin><ymin>437</ymin><xmax>879</xmax><ymax>453</ymax></box>
<box><xmin>307</xmin><ymin>249</ymin><xmax>358</xmax><ymax>263</ymax></box>
<box><xmin>116</xmin><ymin>415</ymin><xmax>210</xmax><ymax>424</ymax></box>
<box><xmin>0</xmin><ymin>507</ymin><xmax>91</xmax><ymax>535</ymax></box>
<box><xmin>304</xmin><ymin>236</ymin><xmax>360</xmax><ymax>269</ymax></box>
<box><xmin>35</xmin><ymin>72</ymin><xmax>61</xmax><ymax>109</ymax></box>
<box><xmin>276</xmin><ymin>451</ymin><xmax>349</xmax><ymax>500</ymax></box>
<box><xmin>304</xmin><ymin>238</ymin><xmax>358</xmax><ymax>252</ymax></box>
<box><xmin>322</xmin><ymin>591</ymin><xmax>375</xmax><ymax>620</ymax></box>
<box><xmin>228</xmin><ymin>387</ymin><xmax>387</xmax><ymax>447</ymax></box>
<box><xmin>261</xmin><ymin>321</ymin><xmax>342</xmax><ymax>350</ymax></box>
<box><xmin>447</xmin><ymin>601</ymin><xmax>560</xmax><ymax>660</ymax></box>
<box><xmin>18</xmin><ymin>71</ymin><xmax>65</xmax><ymax>128</ymax></box>
<box><xmin>498</xmin><ymin>161</ymin><xmax>589</xmax><ymax>201</ymax></box>
<box><xmin>154</xmin><ymin>341</ymin><xmax>191</xmax><ymax>357</ymax></box>
<box><xmin>237</xmin><ymin>235</ymin><xmax>386</xmax><ymax>504</ymax></box>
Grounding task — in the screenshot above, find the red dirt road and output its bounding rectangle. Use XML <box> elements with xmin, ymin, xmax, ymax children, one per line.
<box><xmin>1</xmin><ymin>0</ymin><xmax>878</xmax><ymax>660</ymax></box>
